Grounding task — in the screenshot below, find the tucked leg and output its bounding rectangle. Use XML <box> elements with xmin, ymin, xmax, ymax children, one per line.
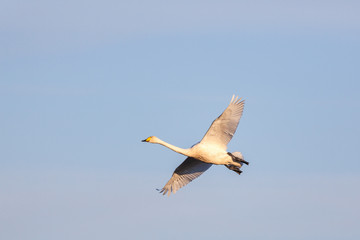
<box><xmin>227</xmin><ymin>152</ymin><xmax>249</xmax><ymax>165</ymax></box>
<box><xmin>240</xmin><ymin>159</ymin><xmax>249</xmax><ymax>165</ymax></box>
<box><xmin>225</xmin><ymin>165</ymin><xmax>242</xmax><ymax>175</ymax></box>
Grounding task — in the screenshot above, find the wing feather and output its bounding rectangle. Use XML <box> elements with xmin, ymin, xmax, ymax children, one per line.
<box><xmin>159</xmin><ymin>157</ymin><xmax>212</xmax><ymax>196</ymax></box>
<box><xmin>200</xmin><ymin>95</ymin><xmax>245</xmax><ymax>149</ymax></box>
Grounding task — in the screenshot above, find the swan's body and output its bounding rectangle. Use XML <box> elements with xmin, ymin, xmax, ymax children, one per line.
<box><xmin>142</xmin><ymin>95</ymin><xmax>248</xmax><ymax>195</ymax></box>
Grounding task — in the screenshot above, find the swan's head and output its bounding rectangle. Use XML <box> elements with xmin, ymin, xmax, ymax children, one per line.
<box><xmin>141</xmin><ymin>136</ymin><xmax>159</xmax><ymax>143</ymax></box>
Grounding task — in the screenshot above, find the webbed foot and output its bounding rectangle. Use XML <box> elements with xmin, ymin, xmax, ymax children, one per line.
<box><xmin>225</xmin><ymin>165</ymin><xmax>242</xmax><ymax>175</ymax></box>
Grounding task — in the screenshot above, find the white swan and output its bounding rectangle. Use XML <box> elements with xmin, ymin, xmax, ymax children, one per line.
<box><xmin>142</xmin><ymin>95</ymin><xmax>248</xmax><ymax>196</ymax></box>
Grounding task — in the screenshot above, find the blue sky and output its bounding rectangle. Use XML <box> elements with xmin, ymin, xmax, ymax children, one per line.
<box><xmin>1</xmin><ymin>1</ymin><xmax>360</xmax><ymax>239</ymax></box>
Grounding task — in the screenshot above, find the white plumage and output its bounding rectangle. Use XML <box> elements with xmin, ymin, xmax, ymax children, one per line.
<box><xmin>142</xmin><ymin>95</ymin><xmax>248</xmax><ymax>196</ymax></box>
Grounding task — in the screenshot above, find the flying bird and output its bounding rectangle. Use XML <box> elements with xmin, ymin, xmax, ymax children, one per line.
<box><xmin>142</xmin><ymin>95</ymin><xmax>248</xmax><ymax>196</ymax></box>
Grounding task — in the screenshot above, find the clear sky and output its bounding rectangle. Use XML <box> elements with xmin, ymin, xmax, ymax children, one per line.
<box><xmin>1</xmin><ymin>1</ymin><xmax>360</xmax><ymax>239</ymax></box>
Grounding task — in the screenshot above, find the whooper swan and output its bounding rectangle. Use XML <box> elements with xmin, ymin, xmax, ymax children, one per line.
<box><xmin>142</xmin><ymin>95</ymin><xmax>248</xmax><ymax>196</ymax></box>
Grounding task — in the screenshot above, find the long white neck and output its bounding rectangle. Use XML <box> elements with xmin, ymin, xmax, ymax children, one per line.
<box><xmin>155</xmin><ymin>138</ymin><xmax>191</xmax><ymax>157</ymax></box>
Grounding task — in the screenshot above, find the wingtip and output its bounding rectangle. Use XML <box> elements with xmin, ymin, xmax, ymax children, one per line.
<box><xmin>158</xmin><ymin>187</ymin><xmax>171</xmax><ymax>196</ymax></box>
<box><xmin>231</xmin><ymin>95</ymin><xmax>245</xmax><ymax>105</ymax></box>
<box><xmin>231</xmin><ymin>94</ymin><xmax>243</xmax><ymax>104</ymax></box>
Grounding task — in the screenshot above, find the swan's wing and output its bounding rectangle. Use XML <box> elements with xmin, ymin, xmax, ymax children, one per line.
<box><xmin>200</xmin><ymin>95</ymin><xmax>245</xmax><ymax>149</ymax></box>
<box><xmin>159</xmin><ymin>157</ymin><xmax>212</xmax><ymax>196</ymax></box>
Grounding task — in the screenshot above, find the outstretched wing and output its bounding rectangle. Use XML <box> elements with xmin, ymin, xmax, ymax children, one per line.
<box><xmin>200</xmin><ymin>95</ymin><xmax>245</xmax><ymax>149</ymax></box>
<box><xmin>159</xmin><ymin>157</ymin><xmax>212</xmax><ymax>196</ymax></box>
